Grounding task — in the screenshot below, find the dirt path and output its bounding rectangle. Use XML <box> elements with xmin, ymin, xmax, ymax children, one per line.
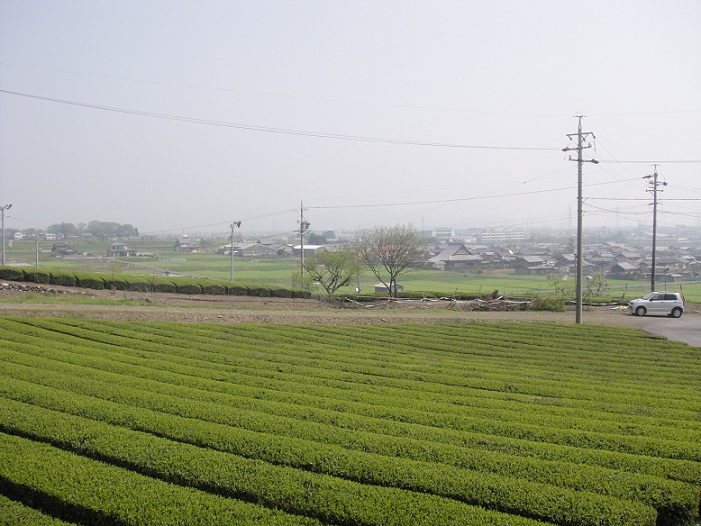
<box><xmin>0</xmin><ymin>285</ymin><xmax>698</xmax><ymax>345</ymax></box>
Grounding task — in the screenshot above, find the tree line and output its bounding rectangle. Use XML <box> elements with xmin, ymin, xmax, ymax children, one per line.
<box><xmin>45</xmin><ymin>221</ymin><xmax>139</xmax><ymax>238</ymax></box>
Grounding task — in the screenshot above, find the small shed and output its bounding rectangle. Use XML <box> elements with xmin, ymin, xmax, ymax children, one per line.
<box><xmin>374</xmin><ymin>283</ymin><xmax>404</xmax><ymax>294</ymax></box>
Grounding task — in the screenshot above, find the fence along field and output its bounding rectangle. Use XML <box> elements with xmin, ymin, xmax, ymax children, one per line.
<box><xmin>0</xmin><ymin>318</ymin><xmax>700</xmax><ymax>526</ymax></box>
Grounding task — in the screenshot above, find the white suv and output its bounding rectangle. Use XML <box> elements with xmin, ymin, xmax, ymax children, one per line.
<box><xmin>629</xmin><ymin>292</ymin><xmax>685</xmax><ymax>318</ymax></box>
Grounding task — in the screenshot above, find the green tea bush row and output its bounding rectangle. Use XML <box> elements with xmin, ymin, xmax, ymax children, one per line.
<box><xmin>2</xmin><ymin>351</ymin><xmax>698</xmax><ymax>493</ymax></box>
<box><xmin>0</xmin><ymin>265</ymin><xmax>309</xmax><ymax>298</ymax></box>
<box><xmin>0</xmin><ymin>267</ymin><xmax>24</xmax><ymax>281</ymax></box>
<box><xmin>20</xmin><ymin>317</ymin><xmax>700</xmax><ymax>441</ymax></box>
<box><xmin>2</xmin><ymin>320</ymin><xmax>701</xmax><ymax>468</ymax></box>
<box><xmin>0</xmin><ymin>494</ymin><xmax>74</xmax><ymax>526</ymax></box>
<box><xmin>1</xmin><ymin>360</ymin><xmax>698</xmax><ymax>526</ymax></box>
<box><xmin>22</xmin><ymin>316</ymin><xmax>700</xmax><ymax>411</ymax></box>
<box><xmin>2</xmin><ymin>319</ymin><xmax>701</xmax><ymax>524</ymax></box>
<box><xmin>4</xmin><ymin>322</ymin><xmax>701</xmax><ymax>454</ymax></box>
<box><xmin>21</xmin><ymin>269</ymin><xmax>51</xmax><ymax>284</ymax></box>
<box><xmin>0</xmin><ymin>398</ymin><xmax>658</xmax><ymax>526</ymax></box>
<box><xmin>3</xmin><ymin>319</ymin><xmax>701</xmax><ymax>463</ymax></box>
<box><xmin>0</xmin><ymin>432</ymin><xmax>325</xmax><ymax>526</ymax></box>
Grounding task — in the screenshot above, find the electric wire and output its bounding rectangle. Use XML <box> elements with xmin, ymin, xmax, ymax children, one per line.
<box><xmin>0</xmin><ymin>89</ymin><xmax>559</xmax><ymax>151</ymax></box>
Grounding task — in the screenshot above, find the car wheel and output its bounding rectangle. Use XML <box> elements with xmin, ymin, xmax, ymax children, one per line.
<box><xmin>635</xmin><ymin>306</ymin><xmax>646</xmax><ymax>316</ymax></box>
<box><xmin>670</xmin><ymin>307</ymin><xmax>683</xmax><ymax>318</ymax></box>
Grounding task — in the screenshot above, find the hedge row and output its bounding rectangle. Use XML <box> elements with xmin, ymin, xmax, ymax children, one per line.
<box><xmin>0</xmin><ymin>265</ymin><xmax>310</xmax><ymax>299</ymax></box>
<box><xmin>1</xmin><ymin>375</ymin><xmax>692</xmax><ymax>526</ymax></box>
<box><xmin>1</xmin><ymin>340</ymin><xmax>698</xmax><ymax>526</ymax></box>
<box><xmin>5</xmin><ymin>323</ymin><xmax>701</xmax><ymax>464</ymax></box>
<box><xmin>3</xmin><ymin>318</ymin><xmax>701</xmax><ymax>486</ymax></box>
<box><xmin>0</xmin><ymin>400</ymin><xmax>651</xmax><ymax>526</ymax></box>
<box><xmin>21</xmin><ymin>320</ymin><xmax>701</xmax><ymax>450</ymax></box>
<box><xmin>2</xmin><ymin>319</ymin><xmax>700</xmax><ymax>525</ymax></box>
<box><xmin>0</xmin><ymin>493</ymin><xmax>74</xmax><ymax>526</ymax></box>
<box><xmin>5</xmin><ymin>318</ymin><xmax>701</xmax><ymax>446</ymax></box>
<box><xmin>0</xmin><ymin>432</ymin><xmax>325</xmax><ymax>526</ymax></box>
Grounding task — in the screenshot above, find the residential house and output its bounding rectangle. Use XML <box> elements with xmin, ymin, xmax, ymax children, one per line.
<box><xmin>107</xmin><ymin>242</ymin><xmax>137</xmax><ymax>257</ymax></box>
<box><xmin>173</xmin><ymin>236</ymin><xmax>199</xmax><ymax>253</ymax></box>
<box><xmin>217</xmin><ymin>243</ymin><xmax>277</xmax><ymax>258</ymax></box>
<box><xmin>514</xmin><ymin>255</ymin><xmax>551</xmax><ymax>275</ymax></box>
<box><xmin>608</xmin><ymin>262</ymin><xmax>641</xmax><ymax>280</ymax></box>
<box><xmin>52</xmin><ymin>241</ymin><xmax>77</xmax><ymax>257</ymax></box>
<box><xmin>292</xmin><ymin>245</ymin><xmax>326</xmax><ymax>257</ymax></box>
<box><xmin>429</xmin><ymin>243</ymin><xmax>483</xmax><ymax>270</ymax></box>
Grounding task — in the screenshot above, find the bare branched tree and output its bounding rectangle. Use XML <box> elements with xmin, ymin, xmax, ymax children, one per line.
<box><xmin>355</xmin><ymin>224</ymin><xmax>427</xmax><ymax>298</ymax></box>
<box><xmin>303</xmin><ymin>248</ymin><xmax>361</xmax><ymax>300</ymax></box>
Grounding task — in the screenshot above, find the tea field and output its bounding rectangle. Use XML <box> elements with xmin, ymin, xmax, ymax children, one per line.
<box><xmin>1</xmin><ymin>317</ymin><xmax>700</xmax><ymax>525</ymax></box>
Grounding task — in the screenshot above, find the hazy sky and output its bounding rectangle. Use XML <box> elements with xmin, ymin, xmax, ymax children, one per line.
<box><xmin>1</xmin><ymin>1</ymin><xmax>699</xmax><ymax>237</ymax></box>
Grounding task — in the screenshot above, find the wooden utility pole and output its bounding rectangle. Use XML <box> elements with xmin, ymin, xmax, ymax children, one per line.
<box><xmin>229</xmin><ymin>221</ymin><xmax>241</xmax><ymax>282</ymax></box>
<box><xmin>644</xmin><ymin>166</ymin><xmax>666</xmax><ymax>292</ymax></box>
<box><xmin>563</xmin><ymin>116</ymin><xmax>597</xmax><ymax>324</ymax></box>
<box><xmin>298</xmin><ymin>201</ymin><xmax>310</xmax><ymax>282</ymax></box>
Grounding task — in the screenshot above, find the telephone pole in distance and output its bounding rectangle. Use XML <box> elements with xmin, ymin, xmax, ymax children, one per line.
<box><xmin>297</xmin><ymin>201</ymin><xmax>310</xmax><ymax>282</ymax></box>
<box><xmin>229</xmin><ymin>221</ymin><xmax>241</xmax><ymax>282</ymax></box>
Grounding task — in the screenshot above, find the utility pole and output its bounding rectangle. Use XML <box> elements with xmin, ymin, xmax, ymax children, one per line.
<box><xmin>297</xmin><ymin>201</ymin><xmax>310</xmax><ymax>282</ymax></box>
<box><xmin>644</xmin><ymin>165</ymin><xmax>666</xmax><ymax>292</ymax></box>
<box><xmin>563</xmin><ymin>116</ymin><xmax>597</xmax><ymax>324</ymax></box>
<box><xmin>1</xmin><ymin>203</ymin><xmax>12</xmax><ymax>266</ymax></box>
<box><xmin>229</xmin><ymin>221</ymin><xmax>241</xmax><ymax>282</ymax></box>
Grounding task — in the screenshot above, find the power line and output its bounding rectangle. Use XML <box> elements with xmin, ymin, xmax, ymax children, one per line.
<box><xmin>0</xmin><ymin>89</ymin><xmax>558</xmax><ymax>151</ymax></box>
<box><xmin>589</xmin><ymin>109</ymin><xmax>701</xmax><ymax>117</ymax></box>
<box><xmin>306</xmin><ymin>177</ymin><xmax>658</xmax><ymax>211</ymax></box>
<box><xmin>587</xmin><ymin>197</ymin><xmax>701</xmax><ymax>201</ymax></box>
<box><xmin>0</xmin><ymin>62</ymin><xmax>570</xmax><ymax>117</ymax></box>
<box><xmin>596</xmin><ymin>160</ymin><xmax>701</xmax><ymax>164</ymax></box>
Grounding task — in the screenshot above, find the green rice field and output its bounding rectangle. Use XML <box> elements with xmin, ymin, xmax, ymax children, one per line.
<box><xmin>4</xmin><ymin>240</ymin><xmax>700</xmax><ymax>302</ymax></box>
<box><xmin>1</xmin><ymin>318</ymin><xmax>700</xmax><ymax>525</ymax></box>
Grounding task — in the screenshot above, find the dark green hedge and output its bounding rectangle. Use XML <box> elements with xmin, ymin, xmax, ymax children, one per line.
<box><xmin>270</xmin><ymin>287</ymin><xmax>293</xmax><ymax>298</ymax></box>
<box><xmin>149</xmin><ymin>278</ymin><xmax>177</xmax><ymax>294</ymax></box>
<box><xmin>125</xmin><ymin>279</ymin><xmax>151</xmax><ymax>292</ymax></box>
<box><xmin>228</xmin><ymin>285</ymin><xmax>250</xmax><ymax>296</ymax></box>
<box><xmin>201</xmin><ymin>283</ymin><xmax>227</xmax><ymax>295</ymax></box>
<box><xmin>0</xmin><ymin>267</ymin><xmax>24</xmax><ymax>281</ymax></box>
<box><xmin>103</xmin><ymin>278</ymin><xmax>127</xmax><ymax>291</ymax></box>
<box><xmin>23</xmin><ymin>270</ymin><xmax>51</xmax><ymax>284</ymax></box>
<box><xmin>50</xmin><ymin>271</ymin><xmax>76</xmax><ymax>287</ymax></box>
<box><xmin>74</xmin><ymin>272</ymin><xmax>105</xmax><ymax>290</ymax></box>
<box><xmin>0</xmin><ymin>265</ymin><xmax>308</xmax><ymax>299</ymax></box>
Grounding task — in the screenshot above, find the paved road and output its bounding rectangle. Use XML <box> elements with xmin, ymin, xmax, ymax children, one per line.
<box><xmin>635</xmin><ymin>313</ymin><xmax>701</xmax><ymax>347</ymax></box>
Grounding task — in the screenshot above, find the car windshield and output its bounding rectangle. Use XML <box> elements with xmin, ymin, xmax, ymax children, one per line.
<box><xmin>641</xmin><ymin>292</ymin><xmax>656</xmax><ymax>300</ymax></box>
